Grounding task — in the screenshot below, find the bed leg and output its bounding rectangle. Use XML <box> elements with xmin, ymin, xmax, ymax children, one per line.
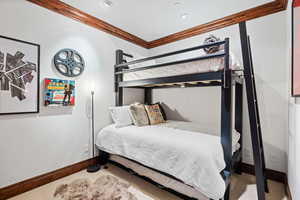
<box><xmin>235</xmin><ymin>160</ymin><xmax>243</xmax><ymax>175</ymax></box>
<box><xmin>235</xmin><ymin>82</ymin><xmax>243</xmax><ymax>176</ymax></box>
<box><xmin>98</xmin><ymin>150</ymin><xmax>109</xmax><ymax>166</ymax></box>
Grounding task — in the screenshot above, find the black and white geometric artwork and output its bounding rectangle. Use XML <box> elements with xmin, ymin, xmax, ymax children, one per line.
<box><xmin>0</xmin><ymin>35</ymin><xmax>40</xmax><ymax>115</ymax></box>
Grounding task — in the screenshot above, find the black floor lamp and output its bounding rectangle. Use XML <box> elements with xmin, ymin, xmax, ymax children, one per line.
<box><xmin>87</xmin><ymin>88</ymin><xmax>101</xmax><ymax>173</ymax></box>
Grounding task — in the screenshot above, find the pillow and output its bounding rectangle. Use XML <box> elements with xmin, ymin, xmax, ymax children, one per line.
<box><xmin>109</xmin><ymin>106</ymin><xmax>133</xmax><ymax>128</ymax></box>
<box><xmin>145</xmin><ymin>102</ymin><xmax>167</xmax><ymax>121</ymax></box>
<box><xmin>144</xmin><ymin>104</ymin><xmax>165</xmax><ymax>125</ymax></box>
<box><xmin>129</xmin><ymin>103</ymin><xmax>149</xmax><ymax>126</ymax></box>
<box><xmin>232</xmin><ymin>129</ymin><xmax>241</xmax><ymax>146</ymax></box>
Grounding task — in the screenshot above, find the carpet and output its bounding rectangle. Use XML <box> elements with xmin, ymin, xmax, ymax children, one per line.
<box><xmin>53</xmin><ymin>174</ymin><xmax>152</xmax><ymax>200</ymax></box>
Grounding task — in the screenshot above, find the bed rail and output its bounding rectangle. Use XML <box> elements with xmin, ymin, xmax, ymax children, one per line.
<box><xmin>115</xmin><ymin>52</ymin><xmax>226</xmax><ymax>75</ymax></box>
<box><xmin>115</xmin><ymin>38</ymin><xmax>233</xmax><ymax>89</ymax></box>
<box><xmin>115</xmin><ymin>40</ymin><xmax>226</xmax><ymax>68</ymax></box>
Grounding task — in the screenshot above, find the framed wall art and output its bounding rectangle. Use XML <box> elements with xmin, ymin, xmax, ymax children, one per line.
<box><xmin>0</xmin><ymin>35</ymin><xmax>40</xmax><ymax>115</ymax></box>
<box><xmin>44</xmin><ymin>78</ymin><xmax>75</xmax><ymax>107</ymax></box>
<box><xmin>293</xmin><ymin>0</ymin><xmax>300</xmax><ymax>96</ymax></box>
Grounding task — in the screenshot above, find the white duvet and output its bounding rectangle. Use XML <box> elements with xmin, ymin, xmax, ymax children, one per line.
<box><xmin>96</xmin><ymin>120</ymin><xmax>240</xmax><ymax>199</ymax></box>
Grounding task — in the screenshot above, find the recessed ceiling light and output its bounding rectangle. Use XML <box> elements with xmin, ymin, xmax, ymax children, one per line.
<box><xmin>103</xmin><ymin>0</ymin><xmax>113</xmax><ymax>7</ymax></box>
<box><xmin>181</xmin><ymin>13</ymin><xmax>189</xmax><ymax>20</ymax></box>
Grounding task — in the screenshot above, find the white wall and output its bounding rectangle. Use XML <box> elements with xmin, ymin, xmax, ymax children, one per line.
<box><xmin>150</xmin><ymin>12</ymin><xmax>289</xmax><ymax>173</ymax></box>
<box><xmin>0</xmin><ymin>0</ymin><xmax>291</xmax><ymax>189</ymax></box>
<box><xmin>288</xmin><ymin>99</ymin><xmax>300</xmax><ymax>199</ymax></box>
<box><xmin>0</xmin><ymin>0</ymin><xmax>146</xmax><ymax>188</ymax></box>
<box><xmin>287</xmin><ymin>0</ymin><xmax>300</xmax><ymax>199</ymax></box>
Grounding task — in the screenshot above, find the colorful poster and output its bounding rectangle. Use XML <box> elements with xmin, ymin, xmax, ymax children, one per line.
<box><xmin>44</xmin><ymin>78</ymin><xmax>75</xmax><ymax>106</ymax></box>
<box><xmin>293</xmin><ymin>0</ymin><xmax>300</xmax><ymax>96</ymax></box>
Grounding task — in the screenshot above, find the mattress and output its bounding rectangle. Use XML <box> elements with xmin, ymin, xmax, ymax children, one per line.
<box><xmin>110</xmin><ymin>155</ymin><xmax>210</xmax><ymax>200</ymax></box>
<box><xmin>123</xmin><ymin>53</ymin><xmax>241</xmax><ymax>81</ymax></box>
<box><xmin>96</xmin><ymin>120</ymin><xmax>240</xmax><ymax>199</ymax></box>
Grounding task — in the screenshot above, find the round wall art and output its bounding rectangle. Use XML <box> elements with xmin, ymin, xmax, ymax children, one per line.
<box><xmin>54</xmin><ymin>49</ymin><xmax>85</xmax><ymax>77</ymax></box>
<box><xmin>203</xmin><ymin>35</ymin><xmax>222</xmax><ymax>54</ymax></box>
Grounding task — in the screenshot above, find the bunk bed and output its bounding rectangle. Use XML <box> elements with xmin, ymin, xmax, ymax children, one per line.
<box><xmin>96</xmin><ymin>22</ymin><xmax>268</xmax><ymax>200</ymax></box>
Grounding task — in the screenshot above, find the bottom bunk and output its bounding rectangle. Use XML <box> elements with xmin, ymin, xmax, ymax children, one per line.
<box><xmin>96</xmin><ymin>120</ymin><xmax>242</xmax><ymax>200</ymax></box>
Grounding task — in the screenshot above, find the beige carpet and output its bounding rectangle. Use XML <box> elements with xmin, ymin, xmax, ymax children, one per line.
<box><xmin>53</xmin><ymin>174</ymin><xmax>149</xmax><ymax>200</ymax></box>
<box><xmin>9</xmin><ymin>164</ymin><xmax>288</xmax><ymax>200</ymax></box>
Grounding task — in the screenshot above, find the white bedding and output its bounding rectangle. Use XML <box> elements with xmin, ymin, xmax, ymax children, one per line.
<box><xmin>154</xmin><ymin>120</ymin><xmax>240</xmax><ymax>152</ymax></box>
<box><xmin>96</xmin><ymin>120</ymin><xmax>240</xmax><ymax>199</ymax></box>
<box><xmin>124</xmin><ymin>53</ymin><xmax>241</xmax><ymax>81</ymax></box>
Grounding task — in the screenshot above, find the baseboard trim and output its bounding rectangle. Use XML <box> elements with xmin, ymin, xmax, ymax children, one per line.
<box><xmin>0</xmin><ymin>160</ymin><xmax>288</xmax><ymax>200</ymax></box>
<box><xmin>240</xmin><ymin>162</ymin><xmax>286</xmax><ymax>183</ymax></box>
<box><xmin>0</xmin><ymin>158</ymin><xmax>97</xmax><ymax>200</ymax></box>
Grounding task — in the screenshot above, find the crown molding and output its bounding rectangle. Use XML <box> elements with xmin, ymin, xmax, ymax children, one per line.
<box><xmin>278</xmin><ymin>0</ymin><xmax>288</xmax><ymax>9</ymax></box>
<box><xmin>148</xmin><ymin>0</ymin><xmax>288</xmax><ymax>48</ymax></box>
<box><xmin>26</xmin><ymin>0</ymin><xmax>287</xmax><ymax>49</ymax></box>
<box><xmin>26</xmin><ymin>0</ymin><xmax>149</xmax><ymax>48</ymax></box>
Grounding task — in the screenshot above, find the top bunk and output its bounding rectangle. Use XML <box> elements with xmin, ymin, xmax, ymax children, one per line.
<box><xmin>115</xmin><ymin>38</ymin><xmax>244</xmax><ymax>89</ymax></box>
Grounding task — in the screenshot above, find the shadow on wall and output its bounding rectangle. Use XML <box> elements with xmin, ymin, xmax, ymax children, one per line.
<box><xmin>0</xmin><ymin>101</ymin><xmax>74</xmax><ymax>120</ymax></box>
<box><xmin>160</xmin><ymin>102</ymin><xmax>190</xmax><ymax>122</ymax></box>
<box><xmin>265</xmin><ymin>142</ymin><xmax>288</xmax><ymax>172</ymax></box>
<box><xmin>243</xmin><ymin>140</ymin><xmax>287</xmax><ymax>172</ymax></box>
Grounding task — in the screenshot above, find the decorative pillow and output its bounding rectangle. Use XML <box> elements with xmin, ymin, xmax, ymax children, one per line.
<box><xmin>144</xmin><ymin>104</ymin><xmax>165</xmax><ymax>125</ymax></box>
<box><xmin>159</xmin><ymin>105</ymin><xmax>167</xmax><ymax>121</ymax></box>
<box><xmin>109</xmin><ymin>106</ymin><xmax>133</xmax><ymax>128</ymax></box>
<box><xmin>129</xmin><ymin>103</ymin><xmax>149</xmax><ymax>126</ymax></box>
<box><xmin>145</xmin><ymin>102</ymin><xmax>167</xmax><ymax>121</ymax></box>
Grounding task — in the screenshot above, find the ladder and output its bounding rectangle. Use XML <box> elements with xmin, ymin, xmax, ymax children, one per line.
<box><xmin>239</xmin><ymin>22</ymin><xmax>269</xmax><ymax>200</ymax></box>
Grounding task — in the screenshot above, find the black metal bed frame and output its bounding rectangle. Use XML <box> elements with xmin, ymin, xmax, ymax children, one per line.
<box><xmin>97</xmin><ymin>21</ymin><xmax>268</xmax><ymax>200</ymax></box>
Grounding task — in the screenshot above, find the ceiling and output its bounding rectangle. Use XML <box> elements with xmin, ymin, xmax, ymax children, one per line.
<box><xmin>61</xmin><ymin>0</ymin><xmax>273</xmax><ymax>41</ymax></box>
<box><xmin>27</xmin><ymin>0</ymin><xmax>287</xmax><ymax>48</ymax></box>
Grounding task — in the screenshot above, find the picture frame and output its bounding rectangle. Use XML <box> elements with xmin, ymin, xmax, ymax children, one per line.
<box><xmin>44</xmin><ymin>78</ymin><xmax>75</xmax><ymax>107</ymax></box>
<box><xmin>292</xmin><ymin>0</ymin><xmax>300</xmax><ymax>97</ymax></box>
<box><xmin>0</xmin><ymin>35</ymin><xmax>40</xmax><ymax>115</ymax></box>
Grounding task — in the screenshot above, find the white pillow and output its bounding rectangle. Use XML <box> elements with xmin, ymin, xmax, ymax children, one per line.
<box><xmin>109</xmin><ymin>106</ymin><xmax>133</xmax><ymax>128</ymax></box>
<box><xmin>232</xmin><ymin>129</ymin><xmax>241</xmax><ymax>146</ymax></box>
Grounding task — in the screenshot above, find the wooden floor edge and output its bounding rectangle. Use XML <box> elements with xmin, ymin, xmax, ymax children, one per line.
<box><xmin>0</xmin><ymin>158</ymin><xmax>97</xmax><ymax>200</ymax></box>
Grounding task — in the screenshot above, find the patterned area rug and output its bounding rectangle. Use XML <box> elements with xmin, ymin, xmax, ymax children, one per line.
<box><xmin>53</xmin><ymin>174</ymin><xmax>152</xmax><ymax>200</ymax></box>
